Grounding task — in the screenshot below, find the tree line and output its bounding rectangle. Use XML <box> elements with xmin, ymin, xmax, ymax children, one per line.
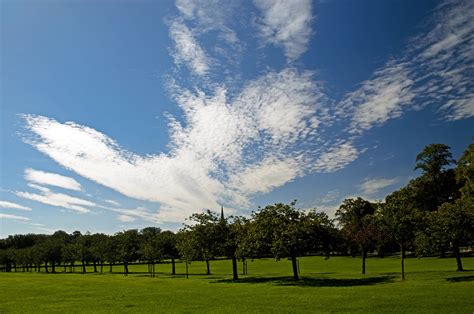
<box><xmin>1</xmin><ymin>142</ymin><xmax>473</xmax><ymax>281</ymax></box>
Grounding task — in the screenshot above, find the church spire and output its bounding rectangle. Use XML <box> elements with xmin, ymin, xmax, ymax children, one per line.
<box><xmin>220</xmin><ymin>205</ymin><xmax>225</xmax><ymax>222</ymax></box>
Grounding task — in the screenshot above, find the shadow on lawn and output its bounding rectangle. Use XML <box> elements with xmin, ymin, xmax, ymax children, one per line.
<box><xmin>446</xmin><ymin>274</ymin><xmax>474</xmax><ymax>282</ymax></box>
<box><xmin>213</xmin><ymin>275</ymin><xmax>394</xmax><ymax>287</ymax></box>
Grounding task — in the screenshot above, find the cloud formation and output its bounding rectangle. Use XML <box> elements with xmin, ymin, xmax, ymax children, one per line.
<box><xmin>18</xmin><ymin>0</ymin><xmax>473</xmax><ymax>224</ymax></box>
<box><xmin>359</xmin><ymin>177</ymin><xmax>398</xmax><ymax>195</ymax></box>
<box><xmin>24</xmin><ymin>168</ymin><xmax>82</xmax><ymax>191</ymax></box>
<box><xmin>0</xmin><ymin>200</ymin><xmax>32</xmax><ymax>211</ymax></box>
<box><xmin>341</xmin><ymin>0</ymin><xmax>474</xmax><ymax>131</ymax></box>
<box><xmin>0</xmin><ymin>213</ymin><xmax>31</xmax><ymax>221</ymax></box>
<box><xmin>254</xmin><ymin>0</ymin><xmax>313</xmax><ymax>61</ymax></box>
<box><xmin>16</xmin><ymin>184</ymin><xmax>95</xmax><ymax>214</ymax></box>
<box><xmin>169</xmin><ymin>20</ymin><xmax>210</xmax><ymax>76</ymax></box>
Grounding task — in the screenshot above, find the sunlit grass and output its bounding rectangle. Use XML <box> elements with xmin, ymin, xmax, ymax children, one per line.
<box><xmin>0</xmin><ymin>256</ymin><xmax>472</xmax><ymax>313</ymax></box>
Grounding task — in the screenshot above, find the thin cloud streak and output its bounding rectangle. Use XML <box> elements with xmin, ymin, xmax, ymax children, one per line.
<box><xmin>24</xmin><ymin>168</ymin><xmax>82</xmax><ymax>191</ymax></box>
<box><xmin>0</xmin><ymin>200</ymin><xmax>32</xmax><ymax>211</ymax></box>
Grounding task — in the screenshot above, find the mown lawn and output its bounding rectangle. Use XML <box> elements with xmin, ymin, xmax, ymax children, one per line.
<box><xmin>0</xmin><ymin>256</ymin><xmax>472</xmax><ymax>313</ymax></box>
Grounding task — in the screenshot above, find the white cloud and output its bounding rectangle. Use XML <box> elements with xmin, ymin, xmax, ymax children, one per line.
<box><xmin>16</xmin><ymin>185</ymin><xmax>95</xmax><ymax>214</ymax></box>
<box><xmin>313</xmin><ymin>142</ymin><xmax>360</xmax><ymax>173</ymax></box>
<box><xmin>22</xmin><ymin>67</ymin><xmax>358</xmax><ymax>222</ymax></box>
<box><xmin>254</xmin><ymin>0</ymin><xmax>313</xmax><ymax>61</ymax></box>
<box><xmin>24</xmin><ymin>168</ymin><xmax>82</xmax><ymax>191</ymax></box>
<box><xmin>0</xmin><ymin>213</ymin><xmax>31</xmax><ymax>221</ymax></box>
<box><xmin>342</xmin><ymin>62</ymin><xmax>415</xmax><ymax>133</ymax></box>
<box><xmin>117</xmin><ymin>215</ymin><xmax>136</xmax><ymax>223</ymax></box>
<box><xmin>359</xmin><ymin>177</ymin><xmax>398</xmax><ymax>195</ymax></box>
<box><xmin>229</xmin><ymin>157</ymin><xmax>300</xmax><ymax>196</ymax></box>
<box><xmin>340</xmin><ymin>0</ymin><xmax>474</xmax><ymax>131</ymax></box>
<box><xmin>104</xmin><ymin>199</ymin><xmax>120</xmax><ymax>206</ymax></box>
<box><xmin>169</xmin><ymin>20</ymin><xmax>210</xmax><ymax>76</ymax></box>
<box><xmin>0</xmin><ymin>200</ymin><xmax>32</xmax><ymax>211</ymax></box>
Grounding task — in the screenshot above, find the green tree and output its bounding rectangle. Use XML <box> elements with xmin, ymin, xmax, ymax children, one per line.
<box><xmin>116</xmin><ymin>230</ymin><xmax>140</xmax><ymax>276</ymax></box>
<box><xmin>249</xmin><ymin>201</ymin><xmax>334</xmax><ymax>280</ymax></box>
<box><xmin>179</xmin><ymin>210</ymin><xmax>222</xmax><ymax>275</ymax></box>
<box><xmin>336</xmin><ymin>198</ymin><xmax>378</xmax><ymax>274</ymax></box>
<box><xmin>156</xmin><ymin>231</ymin><xmax>179</xmax><ymax>275</ymax></box>
<box><xmin>428</xmin><ymin>198</ymin><xmax>473</xmax><ymax>271</ymax></box>
<box><xmin>382</xmin><ymin>188</ymin><xmax>423</xmax><ymax>280</ymax></box>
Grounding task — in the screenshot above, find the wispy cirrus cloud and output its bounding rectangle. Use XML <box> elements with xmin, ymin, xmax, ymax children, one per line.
<box><xmin>359</xmin><ymin>177</ymin><xmax>399</xmax><ymax>195</ymax></box>
<box><xmin>0</xmin><ymin>213</ymin><xmax>31</xmax><ymax>221</ymax></box>
<box><xmin>16</xmin><ymin>184</ymin><xmax>95</xmax><ymax>214</ymax></box>
<box><xmin>21</xmin><ymin>67</ymin><xmax>357</xmax><ymax>222</ymax></box>
<box><xmin>341</xmin><ymin>0</ymin><xmax>473</xmax><ymax>132</ymax></box>
<box><xmin>0</xmin><ymin>200</ymin><xmax>32</xmax><ymax>211</ymax></box>
<box><xmin>169</xmin><ymin>20</ymin><xmax>210</xmax><ymax>76</ymax></box>
<box><xmin>24</xmin><ymin>168</ymin><xmax>82</xmax><ymax>191</ymax></box>
<box><xmin>254</xmin><ymin>0</ymin><xmax>313</xmax><ymax>61</ymax></box>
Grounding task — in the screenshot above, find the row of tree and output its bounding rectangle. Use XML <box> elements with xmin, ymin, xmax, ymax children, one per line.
<box><xmin>1</xmin><ymin>143</ymin><xmax>473</xmax><ymax>281</ymax></box>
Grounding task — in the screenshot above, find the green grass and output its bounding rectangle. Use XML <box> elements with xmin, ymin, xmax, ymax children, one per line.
<box><xmin>0</xmin><ymin>256</ymin><xmax>473</xmax><ymax>313</ymax></box>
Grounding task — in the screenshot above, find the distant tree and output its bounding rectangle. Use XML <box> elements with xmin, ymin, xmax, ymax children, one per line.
<box><xmin>415</xmin><ymin>144</ymin><xmax>455</xmax><ymax>177</ymax></box>
<box><xmin>116</xmin><ymin>230</ymin><xmax>140</xmax><ymax>276</ymax></box>
<box><xmin>382</xmin><ymin>187</ymin><xmax>423</xmax><ymax>280</ymax></box>
<box><xmin>249</xmin><ymin>201</ymin><xmax>334</xmax><ymax>280</ymax></box>
<box><xmin>90</xmin><ymin>233</ymin><xmax>110</xmax><ymax>273</ymax></box>
<box><xmin>336</xmin><ymin>198</ymin><xmax>378</xmax><ymax>274</ymax></box>
<box><xmin>156</xmin><ymin>231</ymin><xmax>179</xmax><ymax>275</ymax></box>
<box><xmin>179</xmin><ymin>211</ymin><xmax>222</xmax><ymax>275</ymax></box>
<box><xmin>140</xmin><ymin>227</ymin><xmax>162</xmax><ymax>277</ymax></box>
<box><xmin>456</xmin><ymin>143</ymin><xmax>474</xmax><ymax>198</ymax></box>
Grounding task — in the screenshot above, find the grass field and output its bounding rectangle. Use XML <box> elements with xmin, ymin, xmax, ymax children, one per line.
<box><xmin>0</xmin><ymin>256</ymin><xmax>473</xmax><ymax>313</ymax></box>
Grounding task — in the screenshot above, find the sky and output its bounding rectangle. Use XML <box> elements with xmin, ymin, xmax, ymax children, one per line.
<box><xmin>0</xmin><ymin>0</ymin><xmax>473</xmax><ymax>237</ymax></box>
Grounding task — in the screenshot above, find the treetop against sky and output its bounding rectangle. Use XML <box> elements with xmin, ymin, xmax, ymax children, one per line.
<box><xmin>0</xmin><ymin>0</ymin><xmax>473</xmax><ymax>236</ymax></box>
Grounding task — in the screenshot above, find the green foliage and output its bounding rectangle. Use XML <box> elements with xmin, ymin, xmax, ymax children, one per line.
<box><xmin>415</xmin><ymin>143</ymin><xmax>455</xmax><ymax>176</ymax></box>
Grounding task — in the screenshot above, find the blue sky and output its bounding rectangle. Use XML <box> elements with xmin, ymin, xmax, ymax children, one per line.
<box><xmin>1</xmin><ymin>0</ymin><xmax>472</xmax><ymax>237</ymax></box>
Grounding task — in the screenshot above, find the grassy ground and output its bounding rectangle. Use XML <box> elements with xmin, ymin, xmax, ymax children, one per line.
<box><xmin>0</xmin><ymin>256</ymin><xmax>472</xmax><ymax>313</ymax></box>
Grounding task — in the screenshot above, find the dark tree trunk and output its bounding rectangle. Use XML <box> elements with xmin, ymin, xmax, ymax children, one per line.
<box><xmin>453</xmin><ymin>246</ymin><xmax>464</xmax><ymax>271</ymax></box>
<box><xmin>93</xmin><ymin>261</ymin><xmax>97</xmax><ymax>273</ymax></box>
<box><xmin>44</xmin><ymin>262</ymin><xmax>49</xmax><ymax>273</ymax></box>
<box><xmin>400</xmin><ymin>244</ymin><xmax>406</xmax><ymax>281</ymax></box>
<box><xmin>82</xmin><ymin>260</ymin><xmax>86</xmax><ymax>274</ymax></box>
<box><xmin>124</xmin><ymin>262</ymin><xmax>129</xmax><ymax>276</ymax></box>
<box><xmin>171</xmin><ymin>258</ymin><xmax>176</xmax><ymax>275</ymax></box>
<box><xmin>52</xmin><ymin>262</ymin><xmax>56</xmax><ymax>273</ymax></box>
<box><xmin>291</xmin><ymin>254</ymin><xmax>299</xmax><ymax>281</ymax></box>
<box><xmin>186</xmin><ymin>260</ymin><xmax>189</xmax><ymax>279</ymax></box>
<box><xmin>205</xmin><ymin>259</ymin><xmax>211</xmax><ymax>275</ymax></box>
<box><xmin>232</xmin><ymin>256</ymin><xmax>238</xmax><ymax>281</ymax></box>
<box><xmin>362</xmin><ymin>249</ymin><xmax>367</xmax><ymax>274</ymax></box>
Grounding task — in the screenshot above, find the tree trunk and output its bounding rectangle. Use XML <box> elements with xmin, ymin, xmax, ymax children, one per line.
<box><xmin>52</xmin><ymin>262</ymin><xmax>56</xmax><ymax>273</ymax></box>
<box><xmin>291</xmin><ymin>254</ymin><xmax>299</xmax><ymax>281</ymax></box>
<box><xmin>362</xmin><ymin>249</ymin><xmax>367</xmax><ymax>274</ymax></box>
<box><xmin>93</xmin><ymin>261</ymin><xmax>97</xmax><ymax>273</ymax></box>
<box><xmin>171</xmin><ymin>258</ymin><xmax>176</xmax><ymax>275</ymax></box>
<box><xmin>205</xmin><ymin>259</ymin><xmax>211</xmax><ymax>275</ymax></box>
<box><xmin>124</xmin><ymin>262</ymin><xmax>128</xmax><ymax>276</ymax></box>
<box><xmin>82</xmin><ymin>260</ymin><xmax>86</xmax><ymax>274</ymax></box>
<box><xmin>453</xmin><ymin>246</ymin><xmax>464</xmax><ymax>271</ymax></box>
<box><xmin>400</xmin><ymin>244</ymin><xmax>406</xmax><ymax>281</ymax></box>
<box><xmin>44</xmin><ymin>262</ymin><xmax>49</xmax><ymax>273</ymax></box>
<box><xmin>186</xmin><ymin>260</ymin><xmax>189</xmax><ymax>279</ymax></box>
<box><xmin>232</xmin><ymin>256</ymin><xmax>238</xmax><ymax>281</ymax></box>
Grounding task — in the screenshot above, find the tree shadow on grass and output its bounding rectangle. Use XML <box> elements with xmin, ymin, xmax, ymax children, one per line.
<box><xmin>446</xmin><ymin>274</ymin><xmax>474</xmax><ymax>282</ymax></box>
<box><xmin>213</xmin><ymin>275</ymin><xmax>394</xmax><ymax>287</ymax></box>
